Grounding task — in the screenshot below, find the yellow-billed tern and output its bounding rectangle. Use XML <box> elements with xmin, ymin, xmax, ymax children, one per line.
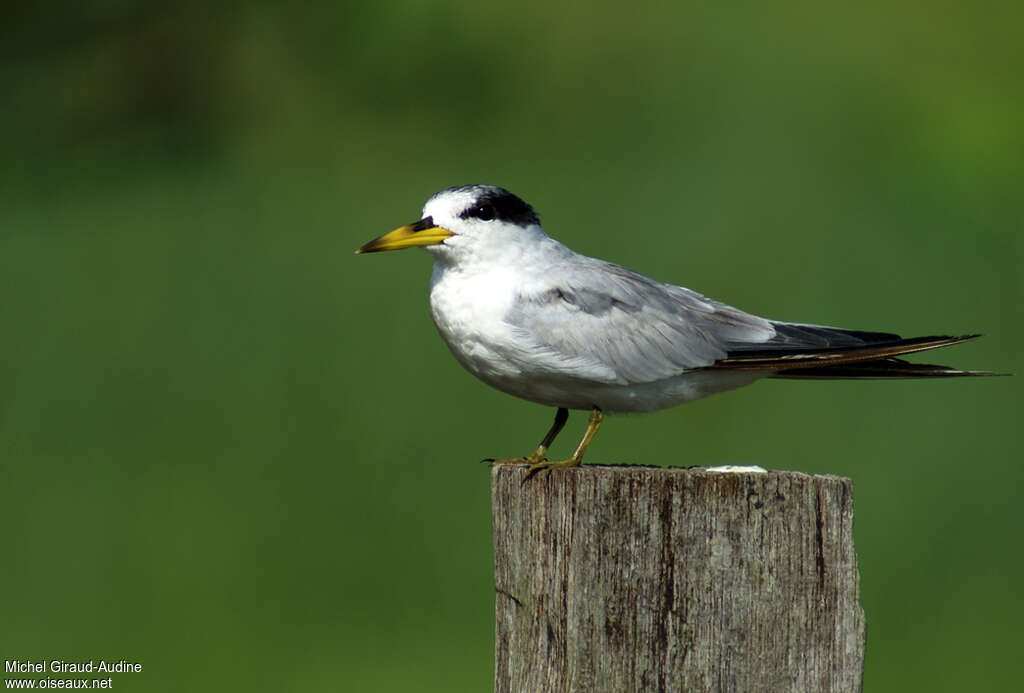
<box><xmin>357</xmin><ymin>184</ymin><xmax>994</xmax><ymax>472</ymax></box>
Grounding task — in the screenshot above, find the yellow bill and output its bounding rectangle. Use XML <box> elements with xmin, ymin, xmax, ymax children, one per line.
<box><xmin>356</xmin><ymin>217</ymin><xmax>454</xmax><ymax>254</ymax></box>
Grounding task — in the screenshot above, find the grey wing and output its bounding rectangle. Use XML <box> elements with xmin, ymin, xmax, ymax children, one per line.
<box><xmin>503</xmin><ymin>256</ymin><xmax>972</xmax><ymax>384</ymax></box>
<box><xmin>503</xmin><ymin>259</ymin><xmax>777</xmax><ymax>384</ymax></box>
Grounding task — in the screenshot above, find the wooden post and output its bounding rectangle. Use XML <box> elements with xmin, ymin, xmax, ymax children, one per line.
<box><xmin>491</xmin><ymin>465</ymin><xmax>864</xmax><ymax>692</ymax></box>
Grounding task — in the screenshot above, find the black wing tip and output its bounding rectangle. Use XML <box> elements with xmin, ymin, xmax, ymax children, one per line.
<box><xmin>717</xmin><ymin>331</ymin><xmax>1001</xmax><ymax>376</ymax></box>
<box><xmin>720</xmin><ymin>332</ymin><xmax>990</xmax><ymax>368</ymax></box>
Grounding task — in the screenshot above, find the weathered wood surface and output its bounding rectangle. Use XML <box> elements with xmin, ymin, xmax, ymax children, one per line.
<box><xmin>491</xmin><ymin>465</ymin><xmax>864</xmax><ymax>693</ymax></box>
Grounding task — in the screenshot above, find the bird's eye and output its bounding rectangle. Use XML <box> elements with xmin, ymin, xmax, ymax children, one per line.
<box><xmin>474</xmin><ymin>204</ymin><xmax>495</xmax><ymax>221</ymax></box>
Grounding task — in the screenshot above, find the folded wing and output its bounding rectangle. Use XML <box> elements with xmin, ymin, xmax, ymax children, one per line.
<box><xmin>503</xmin><ymin>257</ymin><xmax>993</xmax><ymax>383</ymax></box>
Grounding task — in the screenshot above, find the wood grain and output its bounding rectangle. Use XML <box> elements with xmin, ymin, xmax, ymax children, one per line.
<box><xmin>492</xmin><ymin>465</ymin><xmax>864</xmax><ymax>692</ymax></box>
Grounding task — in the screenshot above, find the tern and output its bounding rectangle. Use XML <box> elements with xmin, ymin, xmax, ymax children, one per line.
<box><xmin>356</xmin><ymin>184</ymin><xmax>994</xmax><ymax>472</ymax></box>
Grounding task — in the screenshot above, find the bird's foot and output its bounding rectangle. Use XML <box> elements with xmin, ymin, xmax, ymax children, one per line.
<box><xmin>521</xmin><ymin>408</ymin><xmax>602</xmax><ymax>480</ymax></box>
<box><xmin>522</xmin><ymin>456</ymin><xmax>583</xmax><ymax>481</ymax></box>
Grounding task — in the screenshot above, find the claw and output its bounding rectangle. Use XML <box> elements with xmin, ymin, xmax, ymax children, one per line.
<box><xmin>486</xmin><ymin>456</ymin><xmax>530</xmax><ymax>467</ymax></box>
<box><xmin>522</xmin><ymin>466</ymin><xmax>546</xmax><ymax>484</ymax></box>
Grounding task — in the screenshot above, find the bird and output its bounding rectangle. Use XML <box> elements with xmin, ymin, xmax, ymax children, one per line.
<box><xmin>356</xmin><ymin>184</ymin><xmax>995</xmax><ymax>472</ymax></box>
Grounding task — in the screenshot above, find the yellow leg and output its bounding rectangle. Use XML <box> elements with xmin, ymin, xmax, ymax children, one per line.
<box><xmin>486</xmin><ymin>408</ymin><xmax>568</xmax><ymax>466</ymax></box>
<box><xmin>526</xmin><ymin>407</ymin><xmax>604</xmax><ymax>475</ymax></box>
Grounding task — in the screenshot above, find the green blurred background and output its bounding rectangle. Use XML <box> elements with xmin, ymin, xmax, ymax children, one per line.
<box><xmin>1</xmin><ymin>2</ymin><xmax>1020</xmax><ymax>690</ymax></box>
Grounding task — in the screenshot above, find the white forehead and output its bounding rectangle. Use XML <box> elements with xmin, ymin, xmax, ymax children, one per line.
<box><xmin>421</xmin><ymin>188</ymin><xmax>480</xmax><ymax>220</ymax></box>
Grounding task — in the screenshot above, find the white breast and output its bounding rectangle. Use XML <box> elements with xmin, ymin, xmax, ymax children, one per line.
<box><xmin>428</xmin><ymin>262</ymin><xmax>525</xmax><ymax>383</ymax></box>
